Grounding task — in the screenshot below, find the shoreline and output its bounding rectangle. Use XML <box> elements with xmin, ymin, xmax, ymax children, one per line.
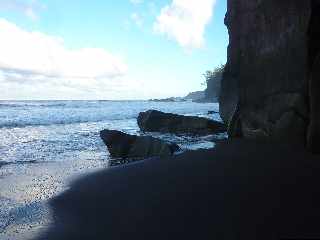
<box><xmin>0</xmin><ymin>157</ymin><xmax>108</xmax><ymax>240</ymax></box>
<box><xmin>0</xmin><ymin>102</ymin><xmax>222</xmax><ymax>239</ymax></box>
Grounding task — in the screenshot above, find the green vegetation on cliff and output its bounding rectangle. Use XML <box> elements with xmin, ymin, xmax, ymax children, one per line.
<box><xmin>202</xmin><ymin>64</ymin><xmax>225</xmax><ymax>102</ymax></box>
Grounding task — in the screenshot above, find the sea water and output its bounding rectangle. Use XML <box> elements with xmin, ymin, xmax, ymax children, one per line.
<box><xmin>0</xmin><ymin>100</ymin><xmax>223</xmax><ymax>165</ymax></box>
<box><xmin>0</xmin><ymin>100</ymin><xmax>224</xmax><ymax>239</ymax></box>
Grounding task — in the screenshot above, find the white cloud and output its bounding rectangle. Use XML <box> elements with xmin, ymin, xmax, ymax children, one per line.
<box><xmin>24</xmin><ymin>7</ymin><xmax>38</xmax><ymax>21</ymax></box>
<box><xmin>130</xmin><ymin>0</ymin><xmax>143</xmax><ymax>4</ymax></box>
<box><xmin>148</xmin><ymin>2</ymin><xmax>157</xmax><ymax>16</ymax></box>
<box><xmin>0</xmin><ymin>0</ymin><xmax>45</xmax><ymax>20</ymax></box>
<box><xmin>0</xmin><ymin>19</ymin><xmax>188</xmax><ymax>100</ymax></box>
<box><xmin>153</xmin><ymin>0</ymin><xmax>216</xmax><ymax>49</ymax></box>
<box><xmin>0</xmin><ymin>19</ymin><xmax>127</xmax><ymax>85</ymax></box>
<box><xmin>131</xmin><ymin>13</ymin><xmax>143</xmax><ymax>27</ymax></box>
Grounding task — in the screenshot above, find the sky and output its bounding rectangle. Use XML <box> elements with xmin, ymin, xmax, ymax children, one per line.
<box><xmin>0</xmin><ymin>0</ymin><xmax>228</xmax><ymax>100</ymax></box>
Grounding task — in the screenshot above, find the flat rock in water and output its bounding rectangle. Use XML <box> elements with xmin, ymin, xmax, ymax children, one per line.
<box><xmin>100</xmin><ymin>129</ymin><xmax>180</xmax><ymax>159</ymax></box>
<box><xmin>137</xmin><ymin>110</ymin><xmax>226</xmax><ymax>135</ymax></box>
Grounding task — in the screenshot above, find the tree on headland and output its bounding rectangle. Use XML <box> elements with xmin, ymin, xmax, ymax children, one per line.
<box><xmin>202</xmin><ymin>64</ymin><xmax>225</xmax><ymax>102</ymax></box>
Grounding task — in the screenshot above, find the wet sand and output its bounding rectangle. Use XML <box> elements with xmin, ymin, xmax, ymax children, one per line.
<box><xmin>36</xmin><ymin>139</ymin><xmax>320</xmax><ymax>239</ymax></box>
<box><xmin>0</xmin><ymin>158</ymin><xmax>107</xmax><ymax>240</ymax></box>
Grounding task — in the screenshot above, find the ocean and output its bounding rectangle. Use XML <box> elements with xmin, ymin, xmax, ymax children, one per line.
<box><xmin>0</xmin><ymin>100</ymin><xmax>224</xmax><ymax>239</ymax></box>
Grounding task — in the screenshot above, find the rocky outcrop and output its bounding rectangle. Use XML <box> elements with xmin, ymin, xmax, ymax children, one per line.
<box><xmin>204</xmin><ymin>69</ymin><xmax>223</xmax><ymax>103</ymax></box>
<box><xmin>137</xmin><ymin>110</ymin><xmax>226</xmax><ymax>135</ymax></box>
<box><xmin>149</xmin><ymin>97</ymin><xmax>185</xmax><ymax>102</ymax></box>
<box><xmin>307</xmin><ymin>0</ymin><xmax>320</xmax><ymax>152</ymax></box>
<box><xmin>219</xmin><ymin>63</ymin><xmax>238</xmax><ymax>125</ymax></box>
<box><xmin>220</xmin><ymin>0</ymin><xmax>314</xmax><ymax>145</ymax></box>
<box><xmin>184</xmin><ymin>91</ymin><xmax>205</xmax><ymax>102</ymax></box>
<box><xmin>100</xmin><ymin>130</ymin><xmax>180</xmax><ymax>159</ymax></box>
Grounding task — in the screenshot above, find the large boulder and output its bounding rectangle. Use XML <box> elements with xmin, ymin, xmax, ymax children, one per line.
<box><xmin>219</xmin><ymin>0</ymin><xmax>311</xmax><ymax>145</ymax></box>
<box><xmin>100</xmin><ymin>130</ymin><xmax>180</xmax><ymax>159</ymax></box>
<box><xmin>137</xmin><ymin>110</ymin><xmax>226</xmax><ymax>135</ymax></box>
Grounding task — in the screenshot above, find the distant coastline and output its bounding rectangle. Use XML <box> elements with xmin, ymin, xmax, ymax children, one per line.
<box><xmin>148</xmin><ymin>90</ymin><xmax>218</xmax><ymax>103</ymax></box>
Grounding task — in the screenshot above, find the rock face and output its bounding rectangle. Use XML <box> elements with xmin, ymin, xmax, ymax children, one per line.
<box><xmin>307</xmin><ymin>0</ymin><xmax>320</xmax><ymax>152</ymax></box>
<box><xmin>100</xmin><ymin>130</ymin><xmax>180</xmax><ymax>159</ymax></box>
<box><xmin>220</xmin><ymin>0</ymin><xmax>314</xmax><ymax>145</ymax></box>
<box><xmin>137</xmin><ymin>110</ymin><xmax>226</xmax><ymax>135</ymax></box>
<box><xmin>183</xmin><ymin>91</ymin><xmax>205</xmax><ymax>102</ymax></box>
<box><xmin>204</xmin><ymin>70</ymin><xmax>223</xmax><ymax>103</ymax></box>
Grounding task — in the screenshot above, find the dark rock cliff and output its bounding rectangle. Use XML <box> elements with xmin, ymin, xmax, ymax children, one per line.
<box><xmin>184</xmin><ymin>91</ymin><xmax>205</xmax><ymax>101</ymax></box>
<box><xmin>204</xmin><ymin>74</ymin><xmax>221</xmax><ymax>103</ymax></box>
<box><xmin>307</xmin><ymin>0</ymin><xmax>320</xmax><ymax>152</ymax></box>
<box><xmin>219</xmin><ymin>0</ymin><xmax>320</xmax><ymax>147</ymax></box>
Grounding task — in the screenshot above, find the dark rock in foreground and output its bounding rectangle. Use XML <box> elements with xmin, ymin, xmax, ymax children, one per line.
<box><xmin>137</xmin><ymin>110</ymin><xmax>226</xmax><ymax>135</ymax></box>
<box><xmin>100</xmin><ymin>129</ymin><xmax>180</xmax><ymax>159</ymax></box>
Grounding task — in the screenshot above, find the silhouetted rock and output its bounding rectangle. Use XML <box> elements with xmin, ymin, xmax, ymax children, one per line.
<box><xmin>100</xmin><ymin>130</ymin><xmax>180</xmax><ymax>159</ymax></box>
<box><xmin>220</xmin><ymin>0</ymin><xmax>312</xmax><ymax>145</ymax></box>
<box><xmin>137</xmin><ymin>110</ymin><xmax>226</xmax><ymax>135</ymax></box>
<box><xmin>148</xmin><ymin>97</ymin><xmax>185</xmax><ymax>102</ymax></box>
<box><xmin>219</xmin><ymin>64</ymin><xmax>238</xmax><ymax>125</ymax></box>
<box><xmin>307</xmin><ymin>54</ymin><xmax>320</xmax><ymax>153</ymax></box>
<box><xmin>207</xmin><ymin>110</ymin><xmax>218</xmax><ymax>115</ymax></box>
<box><xmin>307</xmin><ymin>0</ymin><xmax>320</xmax><ymax>153</ymax></box>
<box><xmin>183</xmin><ymin>91</ymin><xmax>205</xmax><ymax>102</ymax></box>
<box><xmin>204</xmin><ymin>66</ymin><xmax>224</xmax><ymax>103</ymax></box>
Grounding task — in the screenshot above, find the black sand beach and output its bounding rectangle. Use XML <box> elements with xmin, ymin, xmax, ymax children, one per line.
<box><xmin>36</xmin><ymin>139</ymin><xmax>320</xmax><ymax>239</ymax></box>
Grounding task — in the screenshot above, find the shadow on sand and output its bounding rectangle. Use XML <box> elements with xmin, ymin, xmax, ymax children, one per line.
<box><xmin>36</xmin><ymin>139</ymin><xmax>320</xmax><ymax>240</ymax></box>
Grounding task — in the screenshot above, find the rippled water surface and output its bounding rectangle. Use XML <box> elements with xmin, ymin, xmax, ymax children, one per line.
<box><xmin>0</xmin><ymin>100</ymin><xmax>222</xmax><ymax>165</ymax></box>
